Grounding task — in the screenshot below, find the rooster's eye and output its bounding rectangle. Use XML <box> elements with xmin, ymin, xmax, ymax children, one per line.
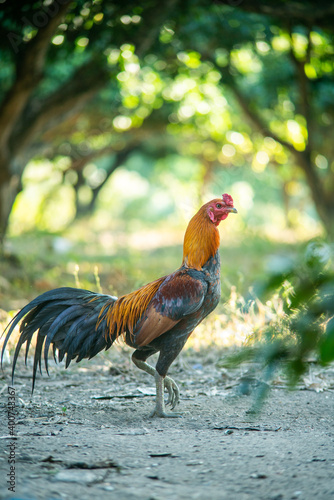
<box><xmin>216</xmin><ymin>203</ymin><xmax>222</xmax><ymax>209</ymax></box>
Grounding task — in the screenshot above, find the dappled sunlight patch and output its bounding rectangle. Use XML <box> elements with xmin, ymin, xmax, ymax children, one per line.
<box><xmin>0</xmin><ymin>309</ymin><xmax>28</xmax><ymax>368</ymax></box>
<box><xmin>127</xmin><ymin>229</ymin><xmax>183</xmax><ymax>252</ymax></box>
<box><xmin>188</xmin><ymin>313</ymin><xmax>251</xmax><ymax>350</ymax></box>
<box><xmin>262</xmin><ymin>222</ymin><xmax>323</xmax><ymax>244</ymax></box>
<box><xmin>186</xmin><ymin>285</ymin><xmax>287</xmax><ymax>351</ymax></box>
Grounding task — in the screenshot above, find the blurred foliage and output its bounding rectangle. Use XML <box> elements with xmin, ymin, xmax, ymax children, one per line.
<box><xmin>230</xmin><ymin>240</ymin><xmax>334</xmax><ymax>391</ymax></box>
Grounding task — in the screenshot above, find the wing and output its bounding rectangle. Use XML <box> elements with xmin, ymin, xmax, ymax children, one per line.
<box><xmin>134</xmin><ymin>272</ymin><xmax>208</xmax><ymax>347</ymax></box>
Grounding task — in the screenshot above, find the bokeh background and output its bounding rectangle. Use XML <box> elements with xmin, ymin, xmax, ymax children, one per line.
<box><xmin>1</xmin><ymin>0</ymin><xmax>334</xmax><ymax>375</ymax></box>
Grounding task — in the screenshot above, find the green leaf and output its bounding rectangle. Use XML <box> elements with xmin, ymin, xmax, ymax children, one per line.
<box><xmin>320</xmin><ymin>318</ymin><xmax>334</xmax><ymax>364</ymax></box>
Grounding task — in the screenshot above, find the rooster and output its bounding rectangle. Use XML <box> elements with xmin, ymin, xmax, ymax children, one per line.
<box><xmin>1</xmin><ymin>194</ymin><xmax>237</xmax><ymax>417</ymax></box>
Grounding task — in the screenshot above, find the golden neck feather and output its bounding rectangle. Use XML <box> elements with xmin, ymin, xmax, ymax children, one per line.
<box><xmin>182</xmin><ymin>206</ymin><xmax>220</xmax><ymax>271</ymax></box>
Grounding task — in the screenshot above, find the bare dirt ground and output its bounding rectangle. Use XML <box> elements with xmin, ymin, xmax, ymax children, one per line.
<box><xmin>1</xmin><ymin>347</ymin><xmax>334</xmax><ymax>500</ymax></box>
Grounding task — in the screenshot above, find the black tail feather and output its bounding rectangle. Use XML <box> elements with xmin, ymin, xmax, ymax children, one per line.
<box><xmin>42</xmin><ymin>305</ymin><xmax>83</xmax><ymax>374</ymax></box>
<box><xmin>52</xmin><ymin>343</ymin><xmax>57</xmax><ymax>364</ymax></box>
<box><xmin>32</xmin><ymin>332</ymin><xmax>45</xmax><ymax>392</ymax></box>
<box><xmin>1</xmin><ymin>287</ymin><xmax>117</xmax><ymax>391</ymax></box>
<box><xmin>25</xmin><ymin>336</ymin><xmax>33</xmax><ymax>366</ymax></box>
<box><xmin>11</xmin><ymin>334</ymin><xmax>27</xmax><ymax>383</ymax></box>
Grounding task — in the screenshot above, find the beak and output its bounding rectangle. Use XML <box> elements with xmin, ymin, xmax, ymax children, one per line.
<box><xmin>227</xmin><ymin>207</ymin><xmax>238</xmax><ymax>214</ymax></box>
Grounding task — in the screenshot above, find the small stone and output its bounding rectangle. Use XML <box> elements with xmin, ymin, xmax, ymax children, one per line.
<box><xmin>102</xmin><ymin>484</ymin><xmax>115</xmax><ymax>491</ymax></box>
<box><xmin>186</xmin><ymin>460</ymin><xmax>204</xmax><ymax>466</ymax></box>
<box><xmin>250</xmin><ymin>473</ymin><xmax>267</xmax><ymax>479</ymax></box>
<box><xmin>54</xmin><ymin>470</ymin><xmax>98</xmax><ymax>484</ymax></box>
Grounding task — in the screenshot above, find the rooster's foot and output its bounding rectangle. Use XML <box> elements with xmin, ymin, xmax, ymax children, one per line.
<box><xmin>149</xmin><ymin>406</ymin><xmax>182</xmax><ymax>418</ymax></box>
<box><xmin>164</xmin><ymin>376</ymin><xmax>180</xmax><ymax>409</ymax></box>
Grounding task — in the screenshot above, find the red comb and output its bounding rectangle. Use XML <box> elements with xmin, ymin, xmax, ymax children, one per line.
<box><xmin>222</xmin><ymin>193</ymin><xmax>233</xmax><ymax>206</ymax></box>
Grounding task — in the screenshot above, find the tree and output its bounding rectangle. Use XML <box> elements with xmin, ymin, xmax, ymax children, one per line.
<box><xmin>210</xmin><ymin>0</ymin><xmax>334</xmax><ymax>237</ymax></box>
<box><xmin>0</xmin><ymin>0</ymin><xmax>177</xmax><ymax>246</ymax></box>
<box><xmin>147</xmin><ymin>2</ymin><xmax>334</xmax><ymax>236</ymax></box>
<box><xmin>1</xmin><ymin>0</ymin><xmax>334</xmax><ymax>245</ymax></box>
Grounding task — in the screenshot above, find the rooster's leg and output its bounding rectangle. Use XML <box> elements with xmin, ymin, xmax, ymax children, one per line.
<box><xmin>132</xmin><ymin>356</ymin><xmax>180</xmax><ymax>408</ymax></box>
<box><xmin>150</xmin><ymin>371</ymin><xmax>182</xmax><ymax>418</ymax></box>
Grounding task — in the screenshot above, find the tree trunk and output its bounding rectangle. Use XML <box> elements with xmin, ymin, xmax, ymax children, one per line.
<box><xmin>73</xmin><ymin>147</ymin><xmax>137</xmax><ymax>218</ymax></box>
<box><xmin>316</xmin><ymin>201</ymin><xmax>334</xmax><ymax>241</ymax></box>
<box><xmin>0</xmin><ymin>173</ymin><xmax>21</xmax><ymax>251</ymax></box>
<box><xmin>296</xmin><ymin>150</ymin><xmax>334</xmax><ymax>240</ymax></box>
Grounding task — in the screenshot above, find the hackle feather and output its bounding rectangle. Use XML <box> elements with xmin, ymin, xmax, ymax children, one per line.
<box><xmin>182</xmin><ymin>203</ymin><xmax>220</xmax><ymax>270</ymax></box>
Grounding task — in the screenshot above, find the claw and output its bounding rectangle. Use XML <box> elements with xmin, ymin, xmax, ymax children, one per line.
<box><xmin>164</xmin><ymin>375</ymin><xmax>180</xmax><ymax>409</ymax></box>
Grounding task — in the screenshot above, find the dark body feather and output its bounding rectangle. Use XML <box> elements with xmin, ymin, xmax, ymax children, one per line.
<box><xmin>129</xmin><ymin>251</ymin><xmax>221</xmax><ymax>376</ymax></box>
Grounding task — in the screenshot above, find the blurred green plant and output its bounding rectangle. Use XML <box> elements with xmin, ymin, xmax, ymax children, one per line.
<box><xmin>215</xmin><ymin>240</ymin><xmax>334</xmax><ymax>410</ymax></box>
<box><xmin>253</xmin><ymin>240</ymin><xmax>334</xmax><ymax>382</ymax></box>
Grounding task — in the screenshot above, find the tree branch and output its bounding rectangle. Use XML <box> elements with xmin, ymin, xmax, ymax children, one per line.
<box><xmin>66</xmin><ymin>145</ymin><xmax>121</xmax><ymax>174</ymax></box>
<box><xmin>135</xmin><ymin>0</ymin><xmax>179</xmax><ymax>57</ymax></box>
<box><xmin>88</xmin><ymin>146</ymin><xmax>137</xmax><ymax>208</ymax></box>
<box><xmin>214</xmin><ymin>0</ymin><xmax>334</xmax><ymax>30</ymax></box>
<box><xmin>287</xmin><ymin>27</ymin><xmax>314</xmax><ymax>152</ymax></box>
<box><xmin>69</xmin><ymin>145</ymin><xmax>137</xmax><ymax>216</ymax></box>
<box><xmin>225</xmin><ymin>78</ymin><xmax>298</xmax><ymax>156</ymax></box>
<box><xmin>225</xmin><ymin>72</ymin><xmax>327</xmax><ymax>209</ymax></box>
<box><xmin>0</xmin><ymin>1</ymin><xmax>71</xmax><ymax>156</ymax></box>
<box><xmin>11</xmin><ymin>58</ymin><xmax>110</xmax><ymax>154</ymax></box>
